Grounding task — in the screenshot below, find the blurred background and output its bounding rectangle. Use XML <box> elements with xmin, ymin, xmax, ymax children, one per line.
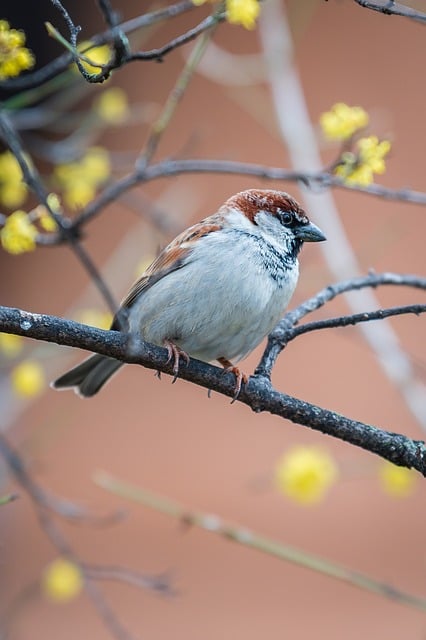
<box><xmin>1</xmin><ymin>1</ymin><xmax>426</xmax><ymax>638</ymax></box>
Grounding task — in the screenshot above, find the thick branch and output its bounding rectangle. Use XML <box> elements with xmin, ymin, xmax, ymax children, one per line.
<box><xmin>1</xmin><ymin>305</ymin><xmax>425</xmax><ymax>475</ymax></box>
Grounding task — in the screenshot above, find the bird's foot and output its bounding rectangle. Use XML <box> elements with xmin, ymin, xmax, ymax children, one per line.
<box><xmin>218</xmin><ymin>357</ymin><xmax>248</xmax><ymax>403</ymax></box>
<box><xmin>164</xmin><ymin>339</ymin><xmax>190</xmax><ymax>383</ymax></box>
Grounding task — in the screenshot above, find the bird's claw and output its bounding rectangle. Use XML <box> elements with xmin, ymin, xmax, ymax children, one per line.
<box><xmin>218</xmin><ymin>357</ymin><xmax>248</xmax><ymax>403</ymax></box>
<box><xmin>164</xmin><ymin>340</ymin><xmax>190</xmax><ymax>383</ymax></box>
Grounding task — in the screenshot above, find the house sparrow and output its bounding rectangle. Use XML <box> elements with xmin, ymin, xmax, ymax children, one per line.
<box><xmin>52</xmin><ymin>189</ymin><xmax>325</xmax><ymax>398</ymax></box>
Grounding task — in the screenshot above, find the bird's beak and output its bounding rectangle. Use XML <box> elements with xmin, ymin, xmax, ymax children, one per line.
<box><xmin>294</xmin><ymin>221</ymin><xmax>326</xmax><ymax>243</ymax></box>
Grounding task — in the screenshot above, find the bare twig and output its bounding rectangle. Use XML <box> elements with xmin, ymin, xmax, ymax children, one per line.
<box><xmin>95</xmin><ymin>471</ymin><xmax>426</xmax><ymax>613</ymax></box>
<box><xmin>257</xmin><ymin>272</ymin><xmax>426</xmax><ymax>376</ymax></box>
<box><xmin>353</xmin><ymin>0</ymin><xmax>426</xmax><ymax>23</ymax></box>
<box><xmin>130</xmin><ymin>11</ymin><xmax>225</xmax><ymax>63</ymax></box>
<box><xmin>0</xmin><ymin>303</ymin><xmax>425</xmax><ymax>474</ymax></box>
<box><xmin>66</xmin><ymin>158</ymin><xmax>426</xmax><ymax>236</ymax></box>
<box><xmin>138</xmin><ymin>9</ymin><xmax>220</xmax><ymax>166</ymax></box>
<box><xmin>0</xmin><ymin>435</ymin><xmax>139</xmax><ymax>640</ymax></box>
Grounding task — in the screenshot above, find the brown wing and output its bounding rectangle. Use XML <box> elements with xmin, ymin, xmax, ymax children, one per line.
<box><xmin>110</xmin><ymin>218</ymin><xmax>222</xmax><ymax>331</ymax></box>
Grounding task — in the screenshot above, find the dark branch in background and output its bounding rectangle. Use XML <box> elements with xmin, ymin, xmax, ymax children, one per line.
<box><xmin>1</xmin><ymin>296</ymin><xmax>425</xmax><ymax>475</ymax></box>
<box><xmin>0</xmin><ymin>1</ymin><xmax>195</xmax><ymax>92</ymax></box>
<box><xmin>50</xmin><ymin>0</ymin><xmax>130</xmax><ymax>83</ymax></box>
<box><xmin>353</xmin><ymin>0</ymin><xmax>426</xmax><ymax>23</ymax></box>
<box><xmin>256</xmin><ymin>272</ymin><xmax>426</xmax><ymax>377</ymax></box>
<box><xmin>0</xmin><ymin>435</ymin><xmax>170</xmax><ymax>640</ymax></box>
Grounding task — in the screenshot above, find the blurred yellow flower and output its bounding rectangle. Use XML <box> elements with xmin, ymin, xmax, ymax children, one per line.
<box><xmin>0</xmin><ymin>20</ymin><xmax>35</xmax><ymax>80</ymax></box>
<box><xmin>275</xmin><ymin>446</ymin><xmax>338</xmax><ymax>505</ymax></box>
<box><xmin>11</xmin><ymin>360</ymin><xmax>45</xmax><ymax>397</ymax></box>
<box><xmin>335</xmin><ymin>136</ymin><xmax>391</xmax><ymax>186</ymax></box>
<box><xmin>0</xmin><ymin>151</ymin><xmax>27</xmax><ymax>209</ymax></box>
<box><xmin>226</xmin><ymin>0</ymin><xmax>260</xmax><ymax>29</ymax></box>
<box><xmin>95</xmin><ymin>87</ymin><xmax>129</xmax><ymax>124</ymax></box>
<box><xmin>1</xmin><ymin>210</ymin><xmax>37</xmax><ymax>254</ymax></box>
<box><xmin>42</xmin><ymin>559</ymin><xmax>83</xmax><ymax>603</ymax></box>
<box><xmin>75</xmin><ymin>308</ymin><xmax>113</xmax><ymax>330</ymax></box>
<box><xmin>0</xmin><ymin>333</ymin><xmax>23</xmax><ymax>357</ymax></box>
<box><xmin>54</xmin><ymin>147</ymin><xmax>110</xmax><ymax>209</ymax></box>
<box><xmin>320</xmin><ymin>103</ymin><xmax>369</xmax><ymax>141</ymax></box>
<box><xmin>379</xmin><ymin>461</ymin><xmax>416</xmax><ymax>497</ymax></box>
<box><xmin>191</xmin><ymin>0</ymin><xmax>260</xmax><ymax>29</ymax></box>
<box><xmin>76</xmin><ymin>41</ymin><xmax>111</xmax><ymax>74</ymax></box>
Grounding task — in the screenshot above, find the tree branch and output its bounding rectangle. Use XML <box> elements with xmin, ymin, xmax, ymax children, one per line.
<box><xmin>353</xmin><ymin>0</ymin><xmax>426</xmax><ymax>24</ymax></box>
<box><xmin>257</xmin><ymin>272</ymin><xmax>426</xmax><ymax>376</ymax></box>
<box><xmin>1</xmin><ymin>304</ymin><xmax>425</xmax><ymax>475</ymax></box>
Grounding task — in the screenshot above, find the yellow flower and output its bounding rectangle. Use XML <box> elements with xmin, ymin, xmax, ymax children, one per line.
<box><xmin>226</xmin><ymin>0</ymin><xmax>260</xmax><ymax>29</ymax></box>
<box><xmin>95</xmin><ymin>87</ymin><xmax>129</xmax><ymax>124</ymax></box>
<box><xmin>76</xmin><ymin>41</ymin><xmax>112</xmax><ymax>74</ymax></box>
<box><xmin>320</xmin><ymin>103</ymin><xmax>369</xmax><ymax>141</ymax></box>
<box><xmin>0</xmin><ymin>333</ymin><xmax>23</xmax><ymax>357</ymax></box>
<box><xmin>11</xmin><ymin>360</ymin><xmax>45</xmax><ymax>397</ymax></box>
<box><xmin>0</xmin><ymin>20</ymin><xmax>35</xmax><ymax>80</ymax></box>
<box><xmin>379</xmin><ymin>461</ymin><xmax>416</xmax><ymax>498</ymax></box>
<box><xmin>192</xmin><ymin>0</ymin><xmax>260</xmax><ymax>28</ymax></box>
<box><xmin>75</xmin><ymin>308</ymin><xmax>113</xmax><ymax>330</ymax></box>
<box><xmin>42</xmin><ymin>559</ymin><xmax>83</xmax><ymax>603</ymax></box>
<box><xmin>1</xmin><ymin>210</ymin><xmax>37</xmax><ymax>254</ymax></box>
<box><xmin>335</xmin><ymin>136</ymin><xmax>391</xmax><ymax>186</ymax></box>
<box><xmin>54</xmin><ymin>147</ymin><xmax>110</xmax><ymax>209</ymax></box>
<box><xmin>275</xmin><ymin>446</ymin><xmax>338</xmax><ymax>505</ymax></box>
<box><xmin>0</xmin><ymin>151</ymin><xmax>27</xmax><ymax>208</ymax></box>
<box><xmin>33</xmin><ymin>193</ymin><xmax>62</xmax><ymax>232</ymax></box>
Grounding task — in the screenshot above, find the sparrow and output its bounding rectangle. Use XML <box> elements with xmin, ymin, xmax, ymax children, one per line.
<box><xmin>52</xmin><ymin>189</ymin><xmax>326</xmax><ymax>398</ymax></box>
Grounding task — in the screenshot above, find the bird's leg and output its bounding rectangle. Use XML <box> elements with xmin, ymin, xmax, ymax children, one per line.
<box><xmin>164</xmin><ymin>339</ymin><xmax>190</xmax><ymax>383</ymax></box>
<box><xmin>217</xmin><ymin>357</ymin><xmax>248</xmax><ymax>402</ymax></box>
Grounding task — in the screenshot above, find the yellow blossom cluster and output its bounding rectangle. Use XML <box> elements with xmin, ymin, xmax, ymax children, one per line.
<box><xmin>1</xmin><ymin>210</ymin><xmax>37</xmax><ymax>254</ymax></box>
<box><xmin>275</xmin><ymin>446</ymin><xmax>338</xmax><ymax>505</ymax></box>
<box><xmin>54</xmin><ymin>147</ymin><xmax>110</xmax><ymax>209</ymax></box>
<box><xmin>320</xmin><ymin>103</ymin><xmax>369</xmax><ymax>141</ymax></box>
<box><xmin>42</xmin><ymin>559</ymin><xmax>83</xmax><ymax>603</ymax></box>
<box><xmin>335</xmin><ymin>136</ymin><xmax>391</xmax><ymax>186</ymax></box>
<box><xmin>0</xmin><ymin>151</ymin><xmax>27</xmax><ymax>209</ymax></box>
<box><xmin>192</xmin><ymin>0</ymin><xmax>260</xmax><ymax>29</ymax></box>
<box><xmin>0</xmin><ymin>20</ymin><xmax>34</xmax><ymax>80</ymax></box>
<box><xmin>319</xmin><ymin>103</ymin><xmax>391</xmax><ymax>186</ymax></box>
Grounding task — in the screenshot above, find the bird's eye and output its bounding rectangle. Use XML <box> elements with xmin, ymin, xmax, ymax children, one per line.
<box><xmin>280</xmin><ymin>211</ymin><xmax>293</xmax><ymax>225</ymax></box>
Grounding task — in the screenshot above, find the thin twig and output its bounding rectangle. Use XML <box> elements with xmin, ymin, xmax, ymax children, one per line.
<box><xmin>257</xmin><ymin>272</ymin><xmax>426</xmax><ymax>376</ymax></box>
<box><xmin>353</xmin><ymin>0</ymin><xmax>426</xmax><ymax>23</ymax></box>
<box><xmin>67</xmin><ymin>158</ymin><xmax>426</xmax><ymax>236</ymax></box>
<box><xmin>95</xmin><ymin>471</ymin><xmax>426</xmax><ymax>613</ymax></box>
<box><xmin>0</xmin><ymin>435</ymin><xmax>138</xmax><ymax>640</ymax></box>
<box><xmin>280</xmin><ymin>304</ymin><xmax>426</xmax><ymax>343</ymax></box>
<box><xmin>138</xmin><ymin>10</ymin><xmax>221</xmax><ymax>166</ymax></box>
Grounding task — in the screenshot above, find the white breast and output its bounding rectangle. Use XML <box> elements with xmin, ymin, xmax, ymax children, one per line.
<box><xmin>129</xmin><ymin>225</ymin><xmax>299</xmax><ymax>364</ymax></box>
